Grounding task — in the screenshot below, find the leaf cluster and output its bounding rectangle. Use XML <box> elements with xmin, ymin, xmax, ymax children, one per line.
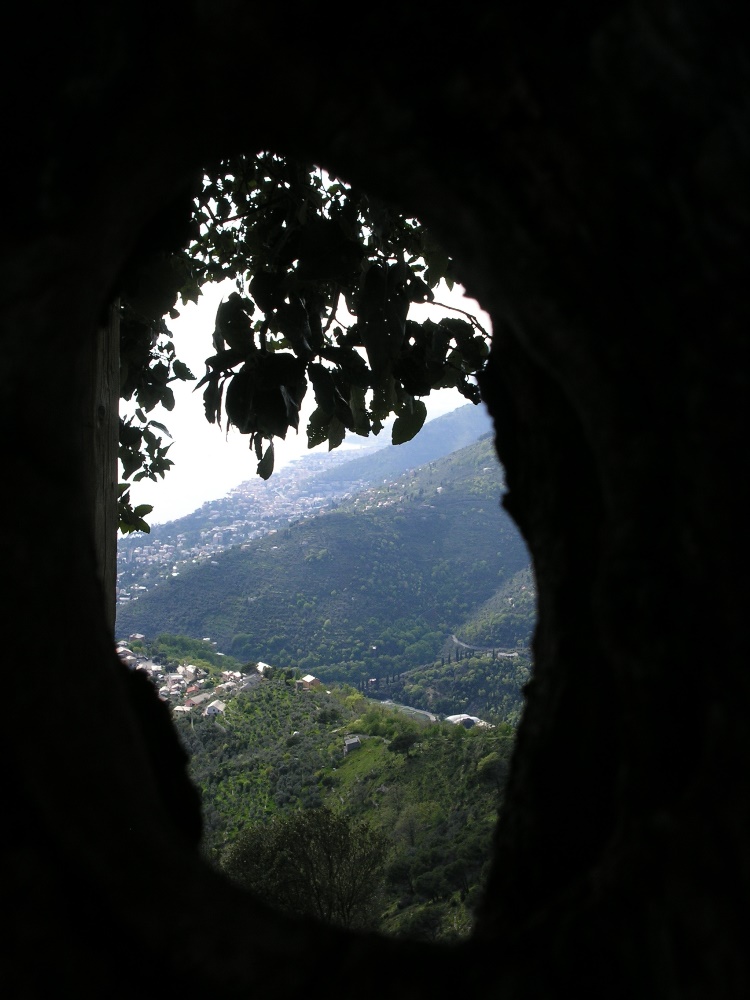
<box><xmin>116</xmin><ymin>200</ymin><xmax>200</xmax><ymax>530</ymax></box>
<box><xmin>116</xmin><ymin>153</ymin><xmax>490</xmax><ymax>528</ymax></box>
<box><xmin>187</xmin><ymin>154</ymin><xmax>488</xmax><ymax>479</ymax></box>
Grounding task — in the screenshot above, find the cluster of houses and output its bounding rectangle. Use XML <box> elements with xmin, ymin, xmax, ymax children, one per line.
<box><xmin>114</xmin><ymin>642</ymin><xmax>335</xmax><ymax>727</ymax></box>
<box><xmin>115</xmin><ymin>639</ymin><xmax>256</xmax><ymax>717</ymax></box>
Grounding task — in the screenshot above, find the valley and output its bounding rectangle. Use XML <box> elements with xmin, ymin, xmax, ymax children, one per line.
<box><xmin>116</xmin><ymin>433</ymin><xmax>535</xmax><ymax>700</ymax></box>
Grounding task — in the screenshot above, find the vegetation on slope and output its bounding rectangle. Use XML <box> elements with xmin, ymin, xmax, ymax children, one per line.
<box><xmin>117</xmin><ymin>436</ymin><xmax>532</xmax><ymax>684</ymax></box>
<box><xmin>172</xmin><ymin>673</ymin><xmax>514</xmax><ymax>942</ymax></box>
<box><xmin>382</xmin><ymin>648</ymin><xmax>531</xmax><ymax>726</ymax></box>
<box><xmin>125</xmin><ymin>632</ymin><xmax>246</xmax><ymax>680</ymax></box>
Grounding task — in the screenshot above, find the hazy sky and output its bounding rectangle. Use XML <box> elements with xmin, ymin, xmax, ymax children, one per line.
<box><xmin>121</xmin><ymin>278</ymin><xmax>492</xmax><ymax>525</ymax></box>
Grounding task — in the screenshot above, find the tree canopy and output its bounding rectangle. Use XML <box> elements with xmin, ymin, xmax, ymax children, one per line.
<box><xmin>116</xmin><ymin>152</ymin><xmax>489</xmax><ymax>531</ymax></box>
<box><xmin>221</xmin><ymin>806</ymin><xmax>389</xmax><ymax>931</ymax></box>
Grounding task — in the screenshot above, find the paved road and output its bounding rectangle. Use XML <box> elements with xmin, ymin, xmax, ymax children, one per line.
<box><xmin>379</xmin><ymin>699</ymin><xmax>439</xmax><ymax>723</ymax></box>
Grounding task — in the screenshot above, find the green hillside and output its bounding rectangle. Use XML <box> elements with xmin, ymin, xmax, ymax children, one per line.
<box><xmin>174</xmin><ymin>672</ymin><xmax>514</xmax><ymax>942</ymax></box>
<box><xmin>117</xmin><ymin>436</ymin><xmax>532</xmax><ymax>685</ymax></box>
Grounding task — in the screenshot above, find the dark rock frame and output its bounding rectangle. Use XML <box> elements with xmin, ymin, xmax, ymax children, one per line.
<box><xmin>1</xmin><ymin>3</ymin><xmax>747</xmax><ymax>996</ymax></box>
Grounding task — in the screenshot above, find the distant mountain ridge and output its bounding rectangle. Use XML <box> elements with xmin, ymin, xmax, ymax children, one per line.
<box><xmin>308</xmin><ymin>401</ymin><xmax>494</xmax><ymax>488</ymax></box>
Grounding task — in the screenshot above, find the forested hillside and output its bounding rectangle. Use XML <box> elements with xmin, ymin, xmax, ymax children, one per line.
<box><xmin>117</xmin><ymin>436</ymin><xmax>532</xmax><ymax>685</ymax></box>
<box><xmin>174</xmin><ymin>672</ymin><xmax>514</xmax><ymax>942</ymax></box>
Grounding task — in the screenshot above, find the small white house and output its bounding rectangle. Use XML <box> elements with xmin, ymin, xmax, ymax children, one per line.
<box><xmin>296</xmin><ymin>674</ymin><xmax>321</xmax><ymax>690</ymax></box>
<box><xmin>204</xmin><ymin>700</ymin><xmax>226</xmax><ymax>717</ymax></box>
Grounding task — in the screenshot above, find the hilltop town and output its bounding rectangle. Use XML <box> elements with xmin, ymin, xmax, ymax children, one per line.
<box><xmin>115</xmin><ymin>636</ymin><xmax>322</xmax><ymax>717</ymax></box>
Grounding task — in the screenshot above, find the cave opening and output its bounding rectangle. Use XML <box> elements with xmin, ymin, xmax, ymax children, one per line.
<box><xmin>112</xmin><ymin>154</ymin><xmax>538</xmax><ymax>943</ymax></box>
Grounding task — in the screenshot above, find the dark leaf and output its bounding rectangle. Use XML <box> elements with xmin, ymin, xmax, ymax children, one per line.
<box><xmin>392</xmin><ymin>399</ymin><xmax>427</xmax><ymax>445</ymax></box>
<box><xmin>327</xmin><ymin>415</ymin><xmax>346</xmax><ymax>450</ymax></box>
<box><xmin>148</xmin><ymin>421</ymin><xmax>172</xmax><ymax>437</ymax></box>
<box><xmin>159</xmin><ymin>385</ymin><xmax>175</xmax><ymax>411</ymax></box>
<box><xmin>172</xmin><ymin>359</ymin><xmax>195</xmax><ymax>381</ymax></box>
<box><xmin>257</xmin><ymin>441</ymin><xmax>275</xmax><ymax>480</ymax></box>
<box><xmin>307</xmin><ymin>406</ymin><xmax>330</xmax><ymax>448</ymax></box>
<box><xmin>394</xmin><ymin>354</ymin><xmax>435</xmax><ymax>396</ymax></box>
<box><xmin>197</xmin><ymin>348</ymin><xmax>246</xmax><ymax>383</ymax></box>
<box><xmin>357</xmin><ymin>262</ymin><xmax>387</xmax><ymax>322</ymax></box>
<box><xmin>215</xmin><ymin>292</ymin><xmax>255</xmax><ymax>354</ymax></box>
<box><xmin>202</xmin><ymin>376</ymin><xmax>222</xmax><ymax>425</ymax></box>
<box><xmin>309</xmin><ymin>363</ymin><xmax>336</xmax><ymax>412</ymax></box>
<box><xmin>250</xmin><ymin>272</ymin><xmax>286</xmax><ymax>314</ymax></box>
<box><xmin>348</xmin><ymin>385</ymin><xmax>370</xmax><ymax>436</ymax></box>
<box><xmin>281</xmin><ymin>385</ymin><xmax>303</xmax><ymax>431</ymax></box>
<box><xmin>224</xmin><ymin>367</ymin><xmax>256</xmax><ymax>434</ymax></box>
<box><xmin>273</xmin><ymin>298</ymin><xmax>313</xmax><ymax>359</ymax></box>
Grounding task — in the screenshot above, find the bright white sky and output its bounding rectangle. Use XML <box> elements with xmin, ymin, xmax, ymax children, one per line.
<box><xmin>121</xmin><ymin>278</ymin><xmax>492</xmax><ymax>525</ymax></box>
